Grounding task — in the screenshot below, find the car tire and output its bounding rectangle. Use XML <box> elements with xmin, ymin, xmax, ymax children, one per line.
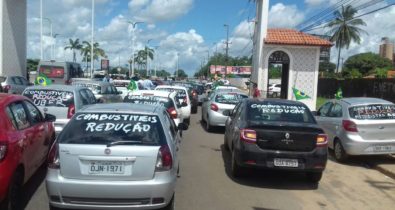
<box><xmin>201</xmin><ymin>111</ymin><xmax>205</xmax><ymax>123</ymax></box>
<box><xmin>334</xmin><ymin>140</ymin><xmax>348</xmax><ymax>162</ymax></box>
<box><xmin>184</xmin><ymin>117</ymin><xmax>190</xmax><ymax>125</ymax></box>
<box><xmin>2</xmin><ymin>170</ymin><xmax>24</xmax><ymax>210</ymax></box>
<box><xmin>231</xmin><ymin>147</ymin><xmax>243</xmax><ymax>178</ymax></box>
<box><xmin>224</xmin><ymin>134</ymin><xmax>229</xmax><ymax>151</ymax></box>
<box><xmin>306</xmin><ymin>172</ymin><xmax>323</xmax><ymax>183</ymax></box>
<box><xmin>162</xmin><ymin>195</ymin><xmax>174</xmax><ymax>210</ymax></box>
<box><xmin>205</xmin><ymin>116</ymin><xmax>212</xmax><ymax>132</ymax></box>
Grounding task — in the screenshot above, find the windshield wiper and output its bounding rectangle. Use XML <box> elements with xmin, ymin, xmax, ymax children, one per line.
<box><xmin>106</xmin><ymin>140</ymin><xmax>156</xmax><ymax>147</ymax></box>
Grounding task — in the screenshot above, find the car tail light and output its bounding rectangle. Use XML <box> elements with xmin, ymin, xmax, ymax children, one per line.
<box><xmin>47</xmin><ymin>143</ymin><xmax>60</xmax><ymax>169</ymax></box>
<box><xmin>0</xmin><ymin>142</ymin><xmax>7</xmax><ymax>162</ymax></box>
<box><xmin>210</xmin><ymin>103</ymin><xmax>218</xmax><ymax>112</ymax></box>
<box><xmin>67</xmin><ymin>103</ymin><xmax>75</xmax><ymax>119</ymax></box>
<box><xmin>316</xmin><ymin>134</ymin><xmax>328</xmax><ymax>147</ymax></box>
<box><xmin>155</xmin><ymin>145</ymin><xmax>173</xmax><ymax>171</ymax></box>
<box><xmin>167</xmin><ymin>107</ymin><xmax>178</xmax><ymax>119</ymax></box>
<box><xmin>3</xmin><ymin>85</ymin><xmax>11</xmax><ymax>93</ymax></box>
<box><xmin>342</xmin><ymin>120</ymin><xmax>358</xmax><ymax>132</ymax></box>
<box><xmin>240</xmin><ymin>129</ymin><xmax>257</xmax><ymax>144</ymax></box>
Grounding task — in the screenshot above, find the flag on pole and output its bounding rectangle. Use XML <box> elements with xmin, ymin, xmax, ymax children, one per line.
<box><xmin>35</xmin><ymin>73</ymin><xmax>52</xmax><ymax>86</ymax></box>
<box><xmin>335</xmin><ymin>87</ymin><xmax>343</xmax><ymax>99</ymax></box>
<box><xmin>127</xmin><ymin>79</ymin><xmax>138</xmax><ymax>91</ymax></box>
<box><xmin>292</xmin><ymin>87</ymin><xmax>310</xmax><ymax>100</ymax></box>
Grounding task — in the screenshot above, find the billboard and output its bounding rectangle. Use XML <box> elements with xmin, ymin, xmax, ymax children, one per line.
<box><xmin>210</xmin><ymin>65</ymin><xmax>251</xmax><ymax>75</ymax></box>
<box><xmin>101</xmin><ymin>59</ymin><xmax>109</xmax><ymax>71</ymax></box>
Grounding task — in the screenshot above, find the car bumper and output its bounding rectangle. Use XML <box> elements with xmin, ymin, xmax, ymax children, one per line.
<box><xmin>234</xmin><ymin>143</ymin><xmax>327</xmax><ymax>172</ymax></box>
<box><xmin>208</xmin><ymin>110</ymin><xmax>228</xmax><ymax>126</ymax></box>
<box><xmin>339</xmin><ymin>133</ymin><xmax>395</xmax><ymax>155</ymax></box>
<box><xmin>46</xmin><ymin>169</ymin><xmax>176</xmax><ymax>210</ymax></box>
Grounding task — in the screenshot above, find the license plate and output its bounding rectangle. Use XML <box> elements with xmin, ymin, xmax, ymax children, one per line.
<box><xmin>373</xmin><ymin>145</ymin><xmax>394</xmax><ymax>152</ymax></box>
<box><xmin>274</xmin><ymin>158</ymin><xmax>298</xmax><ymax>167</ymax></box>
<box><xmin>88</xmin><ymin>161</ymin><xmax>125</xmax><ymax>174</ymax></box>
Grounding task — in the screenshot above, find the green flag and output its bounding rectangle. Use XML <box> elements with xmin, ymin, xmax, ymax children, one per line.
<box><xmin>292</xmin><ymin>87</ymin><xmax>310</xmax><ymax>100</ymax></box>
<box><xmin>127</xmin><ymin>80</ymin><xmax>138</xmax><ymax>91</ymax></box>
<box><xmin>35</xmin><ymin>73</ymin><xmax>52</xmax><ymax>86</ymax></box>
<box><xmin>335</xmin><ymin>87</ymin><xmax>343</xmax><ymax>99</ymax></box>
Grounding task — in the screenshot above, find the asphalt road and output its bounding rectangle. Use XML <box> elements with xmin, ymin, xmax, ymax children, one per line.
<box><xmin>25</xmin><ymin>108</ymin><xmax>395</xmax><ymax>210</ymax></box>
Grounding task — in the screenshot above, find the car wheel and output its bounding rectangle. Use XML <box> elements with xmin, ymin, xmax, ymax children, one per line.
<box><xmin>162</xmin><ymin>195</ymin><xmax>174</xmax><ymax>210</ymax></box>
<box><xmin>231</xmin><ymin>147</ymin><xmax>243</xmax><ymax>178</ymax></box>
<box><xmin>205</xmin><ymin>116</ymin><xmax>212</xmax><ymax>132</ymax></box>
<box><xmin>224</xmin><ymin>134</ymin><xmax>229</xmax><ymax>151</ymax></box>
<box><xmin>3</xmin><ymin>170</ymin><xmax>24</xmax><ymax>210</ymax></box>
<box><xmin>201</xmin><ymin>111</ymin><xmax>205</xmax><ymax>123</ymax></box>
<box><xmin>306</xmin><ymin>172</ymin><xmax>323</xmax><ymax>183</ymax></box>
<box><xmin>184</xmin><ymin>117</ymin><xmax>190</xmax><ymax>125</ymax></box>
<box><xmin>334</xmin><ymin>140</ymin><xmax>348</xmax><ymax>162</ymax></box>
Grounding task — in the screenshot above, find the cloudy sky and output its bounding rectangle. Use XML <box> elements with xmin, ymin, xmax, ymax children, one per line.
<box><xmin>27</xmin><ymin>0</ymin><xmax>395</xmax><ymax>76</ymax></box>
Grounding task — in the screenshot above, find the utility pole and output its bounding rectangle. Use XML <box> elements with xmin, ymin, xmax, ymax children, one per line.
<box><xmin>146</xmin><ymin>39</ymin><xmax>152</xmax><ymax>77</ymax></box>
<box><xmin>176</xmin><ymin>52</ymin><xmax>179</xmax><ymax>79</ymax></box>
<box><xmin>40</xmin><ymin>0</ymin><xmax>43</xmax><ymax>60</ymax></box>
<box><xmin>90</xmin><ymin>0</ymin><xmax>95</xmax><ymax>78</ymax></box>
<box><xmin>224</xmin><ymin>24</ymin><xmax>230</xmax><ymax>80</ymax></box>
<box><xmin>43</xmin><ymin>18</ymin><xmax>52</xmax><ymax>60</ymax></box>
<box><xmin>52</xmin><ymin>34</ymin><xmax>60</xmax><ymax>60</ymax></box>
<box><xmin>127</xmin><ymin>21</ymin><xmax>144</xmax><ymax>78</ymax></box>
<box><xmin>207</xmin><ymin>50</ymin><xmax>210</xmax><ymax>79</ymax></box>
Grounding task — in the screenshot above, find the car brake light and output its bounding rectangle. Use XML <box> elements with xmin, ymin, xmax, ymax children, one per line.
<box><xmin>342</xmin><ymin>120</ymin><xmax>358</xmax><ymax>132</ymax></box>
<box><xmin>67</xmin><ymin>103</ymin><xmax>75</xmax><ymax>119</ymax></box>
<box><xmin>167</xmin><ymin>107</ymin><xmax>178</xmax><ymax>119</ymax></box>
<box><xmin>210</xmin><ymin>103</ymin><xmax>219</xmax><ymax>112</ymax></box>
<box><xmin>47</xmin><ymin>143</ymin><xmax>60</xmax><ymax>169</ymax></box>
<box><xmin>240</xmin><ymin>129</ymin><xmax>257</xmax><ymax>143</ymax></box>
<box><xmin>4</xmin><ymin>85</ymin><xmax>11</xmax><ymax>93</ymax></box>
<box><xmin>316</xmin><ymin>134</ymin><xmax>328</xmax><ymax>147</ymax></box>
<box><xmin>0</xmin><ymin>142</ymin><xmax>7</xmax><ymax>162</ymax></box>
<box><xmin>155</xmin><ymin>145</ymin><xmax>173</xmax><ymax>171</ymax></box>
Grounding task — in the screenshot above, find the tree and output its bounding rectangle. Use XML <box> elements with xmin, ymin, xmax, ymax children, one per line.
<box><xmin>343</xmin><ymin>52</ymin><xmax>393</xmax><ymax>76</ymax></box>
<box><xmin>319</xmin><ymin>61</ymin><xmax>336</xmax><ymax>72</ymax></box>
<box><xmin>27</xmin><ymin>59</ymin><xmax>40</xmax><ymax>72</ymax></box>
<box><xmin>64</xmin><ymin>38</ymin><xmax>82</xmax><ymax>62</ymax></box>
<box><xmin>174</xmin><ymin>69</ymin><xmax>188</xmax><ymax>79</ymax></box>
<box><xmin>81</xmin><ymin>41</ymin><xmax>106</xmax><ymax>70</ymax></box>
<box><xmin>135</xmin><ymin>47</ymin><xmax>154</xmax><ymax>72</ymax></box>
<box><xmin>343</xmin><ymin>68</ymin><xmax>362</xmax><ymax>79</ymax></box>
<box><xmin>375</xmin><ymin>67</ymin><xmax>389</xmax><ymax>79</ymax></box>
<box><xmin>326</xmin><ymin>5</ymin><xmax>367</xmax><ymax>73</ymax></box>
<box><xmin>156</xmin><ymin>69</ymin><xmax>171</xmax><ymax>77</ymax></box>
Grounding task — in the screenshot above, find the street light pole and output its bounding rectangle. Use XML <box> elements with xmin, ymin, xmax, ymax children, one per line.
<box><xmin>146</xmin><ymin>39</ymin><xmax>152</xmax><ymax>77</ymax></box>
<box><xmin>52</xmin><ymin>34</ymin><xmax>60</xmax><ymax>60</ymax></box>
<box><xmin>40</xmin><ymin>0</ymin><xmax>43</xmax><ymax>60</ymax></box>
<box><xmin>43</xmin><ymin>18</ymin><xmax>52</xmax><ymax>60</ymax></box>
<box><xmin>127</xmin><ymin>21</ymin><xmax>144</xmax><ymax>78</ymax></box>
<box><xmin>224</xmin><ymin>24</ymin><xmax>230</xmax><ymax>80</ymax></box>
<box><xmin>91</xmin><ymin>0</ymin><xmax>95</xmax><ymax>78</ymax></box>
<box><xmin>176</xmin><ymin>52</ymin><xmax>179</xmax><ymax>79</ymax></box>
<box><xmin>206</xmin><ymin>50</ymin><xmax>210</xmax><ymax>79</ymax></box>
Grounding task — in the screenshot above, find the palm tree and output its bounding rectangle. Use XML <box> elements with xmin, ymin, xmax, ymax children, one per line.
<box><xmin>81</xmin><ymin>41</ymin><xmax>106</xmax><ymax>71</ymax></box>
<box><xmin>135</xmin><ymin>47</ymin><xmax>154</xmax><ymax>71</ymax></box>
<box><xmin>64</xmin><ymin>38</ymin><xmax>82</xmax><ymax>62</ymax></box>
<box><xmin>326</xmin><ymin>5</ymin><xmax>366</xmax><ymax>73</ymax></box>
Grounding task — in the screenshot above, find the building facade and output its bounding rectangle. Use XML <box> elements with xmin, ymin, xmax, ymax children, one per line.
<box><xmin>0</xmin><ymin>0</ymin><xmax>27</xmax><ymax>77</ymax></box>
<box><xmin>379</xmin><ymin>37</ymin><xmax>394</xmax><ymax>65</ymax></box>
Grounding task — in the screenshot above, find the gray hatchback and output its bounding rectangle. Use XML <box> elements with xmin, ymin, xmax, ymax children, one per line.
<box><xmin>46</xmin><ymin>103</ymin><xmax>187</xmax><ymax>210</ymax></box>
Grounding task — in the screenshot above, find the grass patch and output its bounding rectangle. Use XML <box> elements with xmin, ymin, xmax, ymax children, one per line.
<box><xmin>316</xmin><ymin>97</ymin><xmax>329</xmax><ymax>110</ymax></box>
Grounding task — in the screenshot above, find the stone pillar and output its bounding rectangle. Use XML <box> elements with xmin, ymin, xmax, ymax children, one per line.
<box><xmin>0</xmin><ymin>0</ymin><xmax>27</xmax><ymax>77</ymax></box>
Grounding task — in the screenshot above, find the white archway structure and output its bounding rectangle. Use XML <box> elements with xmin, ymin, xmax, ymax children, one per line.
<box><xmin>0</xmin><ymin>0</ymin><xmax>27</xmax><ymax>77</ymax></box>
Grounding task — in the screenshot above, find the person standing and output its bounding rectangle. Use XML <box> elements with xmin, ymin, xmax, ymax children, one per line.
<box><xmin>252</xmin><ymin>83</ymin><xmax>261</xmax><ymax>98</ymax></box>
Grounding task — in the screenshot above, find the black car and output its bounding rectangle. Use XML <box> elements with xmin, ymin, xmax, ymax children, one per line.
<box><xmin>224</xmin><ymin>98</ymin><xmax>328</xmax><ymax>183</ymax></box>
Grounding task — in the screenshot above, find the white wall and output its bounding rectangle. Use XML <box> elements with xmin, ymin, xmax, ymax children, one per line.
<box><xmin>0</xmin><ymin>0</ymin><xmax>27</xmax><ymax>77</ymax></box>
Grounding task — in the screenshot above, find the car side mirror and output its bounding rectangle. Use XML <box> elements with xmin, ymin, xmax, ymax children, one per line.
<box><xmin>223</xmin><ymin>110</ymin><xmax>232</xmax><ymax>116</ymax></box>
<box><xmin>44</xmin><ymin>113</ymin><xmax>56</xmax><ymax>122</ymax></box>
<box><xmin>181</xmin><ymin>102</ymin><xmax>188</xmax><ymax>107</ymax></box>
<box><xmin>178</xmin><ymin>122</ymin><xmax>189</xmax><ymax>131</ymax></box>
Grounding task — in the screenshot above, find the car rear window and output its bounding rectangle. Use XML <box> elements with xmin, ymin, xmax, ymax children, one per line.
<box><xmin>215</xmin><ymin>93</ymin><xmax>247</xmax><ymax>104</ymax></box>
<box><xmin>23</xmin><ymin>90</ymin><xmax>74</xmax><ymax>107</ymax></box>
<box><xmin>124</xmin><ymin>95</ymin><xmax>175</xmax><ymax>109</ymax></box>
<box><xmin>74</xmin><ymin>83</ymin><xmax>101</xmax><ymax>94</ymax></box>
<box><xmin>349</xmin><ymin>104</ymin><xmax>395</xmax><ymax>120</ymax></box>
<box><xmin>156</xmin><ymin>88</ymin><xmax>187</xmax><ymax>101</ymax></box>
<box><xmin>248</xmin><ymin>101</ymin><xmax>315</xmax><ymax>123</ymax></box>
<box><xmin>58</xmin><ymin>113</ymin><xmax>166</xmax><ymax>146</ymax></box>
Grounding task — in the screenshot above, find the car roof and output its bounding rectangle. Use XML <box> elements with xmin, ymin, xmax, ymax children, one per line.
<box><xmin>0</xmin><ymin>93</ymin><xmax>28</xmax><ymax>106</ymax></box>
<box><xmin>130</xmin><ymin>90</ymin><xmax>175</xmax><ymax>97</ymax></box>
<box><xmin>156</xmin><ymin>85</ymin><xmax>187</xmax><ymax>90</ymax></box>
<box><xmin>214</xmin><ymin>91</ymin><xmax>248</xmax><ymax>96</ymax></box>
<box><xmin>80</xmin><ymin>103</ymin><xmax>163</xmax><ymax>114</ymax></box>
<box><xmin>73</xmin><ymin>80</ymin><xmax>109</xmax><ymax>86</ymax></box>
<box><xmin>24</xmin><ymin>85</ymin><xmax>85</xmax><ymax>91</ymax></box>
<box><xmin>339</xmin><ymin>97</ymin><xmax>393</xmax><ymax>106</ymax></box>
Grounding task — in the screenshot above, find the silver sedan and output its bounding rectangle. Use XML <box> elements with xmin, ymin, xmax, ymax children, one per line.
<box><xmin>201</xmin><ymin>92</ymin><xmax>248</xmax><ymax>132</ymax></box>
<box><xmin>314</xmin><ymin>97</ymin><xmax>395</xmax><ymax>162</ymax></box>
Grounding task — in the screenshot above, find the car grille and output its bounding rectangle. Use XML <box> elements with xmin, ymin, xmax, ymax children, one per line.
<box><xmin>60</xmin><ymin>197</ymin><xmax>151</xmax><ymax>206</ymax></box>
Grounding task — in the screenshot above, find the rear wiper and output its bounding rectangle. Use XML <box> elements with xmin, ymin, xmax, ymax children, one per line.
<box><xmin>106</xmin><ymin>140</ymin><xmax>156</xmax><ymax>147</ymax></box>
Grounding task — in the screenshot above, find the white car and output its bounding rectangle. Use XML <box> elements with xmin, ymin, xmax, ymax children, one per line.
<box><xmin>155</xmin><ymin>85</ymin><xmax>191</xmax><ymax>124</ymax></box>
<box><xmin>215</xmin><ymin>85</ymin><xmax>239</xmax><ymax>91</ymax></box>
<box><xmin>268</xmin><ymin>84</ymin><xmax>281</xmax><ymax>97</ymax></box>
<box><xmin>124</xmin><ymin>90</ymin><xmax>185</xmax><ymax>126</ymax></box>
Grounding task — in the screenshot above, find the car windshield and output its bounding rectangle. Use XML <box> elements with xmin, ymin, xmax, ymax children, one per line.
<box><xmin>248</xmin><ymin>101</ymin><xmax>315</xmax><ymax>123</ymax></box>
<box><xmin>349</xmin><ymin>104</ymin><xmax>395</xmax><ymax>120</ymax></box>
<box><xmin>124</xmin><ymin>95</ymin><xmax>175</xmax><ymax>109</ymax></box>
<box><xmin>23</xmin><ymin>89</ymin><xmax>74</xmax><ymax>107</ymax></box>
<box><xmin>215</xmin><ymin>93</ymin><xmax>247</xmax><ymax>104</ymax></box>
<box><xmin>58</xmin><ymin>113</ymin><xmax>166</xmax><ymax>146</ymax></box>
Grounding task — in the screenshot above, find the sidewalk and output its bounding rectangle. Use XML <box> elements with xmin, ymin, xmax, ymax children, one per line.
<box><xmin>363</xmin><ymin>155</ymin><xmax>395</xmax><ymax>179</ymax></box>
